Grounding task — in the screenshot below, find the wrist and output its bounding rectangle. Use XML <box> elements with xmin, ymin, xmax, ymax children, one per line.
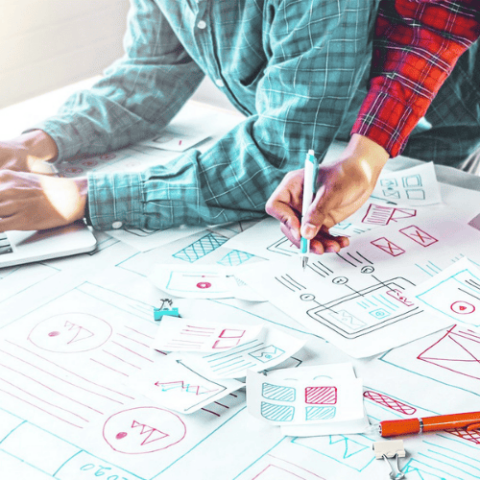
<box><xmin>341</xmin><ymin>134</ymin><xmax>389</xmax><ymax>181</ymax></box>
<box><xmin>17</xmin><ymin>130</ymin><xmax>59</xmax><ymax>172</ymax></box>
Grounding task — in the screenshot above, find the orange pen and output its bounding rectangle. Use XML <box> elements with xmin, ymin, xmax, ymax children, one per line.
<box><xmin>377</xmin><ymin>411</ymin><xmax>480</xmax><ymax>437</ymax></box>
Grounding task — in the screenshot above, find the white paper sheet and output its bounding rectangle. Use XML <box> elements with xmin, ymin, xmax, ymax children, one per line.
<box><xmin>153</xmin><ymin>317</ymin><xmax>264</xmax><ymax>352</ymax></box>
<box><xmin>246</xmin><ymin>363</ymin><xmax>367</xmax><ymax>435</ymax></box>
<box><xmin>107</xmin><ymin>224</ymin><xmax>205</xmax><ymax>252</ymax></box>
<box><xmin>371</xmin><ymin>162</ymin><xmax>442</xmax><ymax>206</ymax></box>
<box><xmin>126</xmin><ymin>354</ymin><xmax>244</xmax><ymax>413</ymax></box>
<box><xmin>239</xmin><ymin>214</ymin><xmax>480</xmax><ymax>358</ymax></box>
<box><xmin>180</xmin><ymin>327</ymin><xmax>306</xmax><ymax>379</ymax></box>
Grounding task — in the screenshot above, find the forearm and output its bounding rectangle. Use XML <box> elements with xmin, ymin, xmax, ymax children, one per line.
<box><xmin>353</xmin><ymin>0</ymin><xmax>480</xmax><ymax>158</ymax></box>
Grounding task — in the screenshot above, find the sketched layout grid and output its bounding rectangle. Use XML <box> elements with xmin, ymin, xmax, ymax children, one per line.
<box><xmin>173</xmin><ymin>233</ymin><xmax>229</xmax><ymax>263</ymax></box>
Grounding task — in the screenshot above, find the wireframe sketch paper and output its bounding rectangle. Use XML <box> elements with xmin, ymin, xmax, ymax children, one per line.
<box><xmin>247</xmin><ymin>363</ymin><xmax>367</xmax><ymax>435</ymax></box>
<box><xmin>371</xmin><ymin>161</ymin><xmax>442</xmax><ymax>206</ymax></box>
<box><xmin>140</xmin><ymin>125</ymin><xmax>211</xmax><ymax>152</ymax></box>
<box><xmin>408</xmin><ymin>257</ymin><xmax>480</xmax><ymax>326</ymax></box>
<box><xmin>153</xmin><ymin>317</ymin><xmax>264</xmax><ymax>352</ymax></box>
<box><xmin>180</xmin><ymin>327</ymin><xmax>306</xmax><ymax>379</ymax></box>
<box><xmin>126</xmin><ymin>354</ymin><xmax>244</xmax><ymax>414</ymax></box>
<box><xmin>238</xmin><ymin>215</ymin><xmax>480</xmax><ymax>358</ymax></box>
<box><xmin>148</xmin><ymin>263</ymin><xmax>264</xmax><ymax>301</ymax></box>
<box><xmin>107</xmin><ymin>224</ymin><xmax>205</xmax><ymax>252</ymax></box>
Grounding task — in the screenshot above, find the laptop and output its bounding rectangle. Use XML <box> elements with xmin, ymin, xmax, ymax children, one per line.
<box><xmin>0</xmin><ymin>221</ymin><xmax>97</xmax><ymax>268</ymax></box>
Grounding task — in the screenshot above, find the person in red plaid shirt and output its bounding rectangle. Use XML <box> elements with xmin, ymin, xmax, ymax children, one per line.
<box><xmin>0</xmin><ymin>0</ymin><xmax>479</xmax><ymax>248</ymax></box>
<box><xmin>268</xmin><ymin>0</ymin><xmax>480</xmax><ymax>254</ymax></box>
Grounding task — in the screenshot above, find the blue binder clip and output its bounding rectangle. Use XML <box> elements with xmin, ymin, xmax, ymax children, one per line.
<box><xmin>153</xmin><ymin>298</ymin><xmax>181</xmax><ymax>321</ymax></box>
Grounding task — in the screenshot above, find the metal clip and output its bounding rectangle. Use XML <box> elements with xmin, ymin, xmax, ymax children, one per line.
<box><xmin>373</xmin><ymin>440</ymin><xmax>406</xmax><ymax>480</ymax></box>
<box><xmin>153</xmin><ymin>298</ymin><xmax>181</xmax><ymax>321</ymax></box>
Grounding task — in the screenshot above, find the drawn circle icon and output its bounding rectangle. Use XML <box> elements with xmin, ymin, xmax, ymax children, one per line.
<box><xmin>450</xmin><ymin>301</ymin><xmax>475</xmax><ymax>315</ymax></box>
<box><xmin>332</xmin><ymin>276</ymin><xmax>348</xmax><ymax>285</ymax></box>
<box><xmin>28</xmin><ymin>313</ymin><xmax>113</xmax><ymax>353</ymax></box>
<box><xmin>300</xmin><ymin>293</ymin><xmax>316</xmax><ymax>302</ymax></box>
<box><xmin>196</xmin><ymin>282</ymin><xmax>212</xmax><ymax>289</ymax></box>
<box><xmin>103</xmin><ymin>407</ymin><xmax>186</xmax><ymax>454</ymax></box>
<box><xmin>361</xmin><ymin>266</ymin><xmax>375</xmax><ymax>274</ymax></box>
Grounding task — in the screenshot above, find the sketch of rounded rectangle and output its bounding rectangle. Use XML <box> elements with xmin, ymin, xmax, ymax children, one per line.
<box><xmin>219</xmin><ymin>328</ymin><xmax>246</xmax><ymax>339</ymax></box>
<box><xmin>402</xmin><ymin>174</ymin><xmax>422</xmax><ymax>188</ymax></box>
<box><xmin>305</xmin><ymin>386</ymin><xmax>337</xmax><ymax>405</ymax></box>
<box><xmin>380</xmin><ymin>178</ymin><xmax>398</xmax><ymax>188</ymax></box>
<box><xmin>267</xmin><ymin>237</ymin><xmax>297</xmax><ymax>257</ymax></box>
<box><xmin>305</xmin><ymin>406</ymin><xmax>336</xmax><ymax>421</ymax></box>
<box><xmin>305</xmin><ymin>277</ymin><xmax>421</xmax><ymax>339</ymax></box>
<box><xmin>261</xmin><ymin>402</ymin><xmax>295</xmax><ymax>422</ymax></box>
<box><xmin>212</xmin><ymin>338</ymin><xmax>241</xmax><ymax>349</ymax></box>
<box><xmin>382</xmin><ymin>189</ymin><xmax>401</xmax><ymax>199</ymax></box>
<box><xmin>405</xmin><ymin>189</ymin><xmax>426</xmax><ymax>200</ymax></box>
<box><xmin>262</xmin><ymin>382</ymin><xmax>296</xmax><ymax>402</ymax></box>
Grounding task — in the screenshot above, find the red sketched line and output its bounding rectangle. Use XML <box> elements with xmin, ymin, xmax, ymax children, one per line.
<box><xmin>116</xmin><ymin>333</ymin><xmax>150</xmax><ymax>349</ymax></box>
<box><xmin>363</xmin><ymin>390</ymin><xmax>416</xmax><ymax>415</ymax></box>
<box><xmin>111</xmin><ymin>340</ymin><xmax>154</xmax><ymax>363</ymax></box>
<box><xmin>0</xmin><ymin>360</ymin><xmax>104</xmax><ymax>415</ymax></box>
<box><xmin>0</xmin><ymin>375</ymin><xmax>89</xmax><ymax>423</ymax></box>
<box><xmin>445</xmin><ymin>427</ymin><xmax>480</xmax><ymax>445</ymax></box>
<box><xmin>0</xmin><ymin>385</ymin><xmax>83</xmax><ymax>429</ymax></box>
<box><xmin>90</xmin><ymin>358</ymin><xmax>129</xmax><ymax>378</ymax></box>
<box><xmin>5</xmin><ymin>340</ymin><xmax>133</xmax><ymax>401</ymax></box>
<box><xmin>0</xmin><ymin>346</ymin><xmax>124</xmax><ymax>405</ymax></box>
<box><xmin>124</xmin><ymin>326</ymin><xmax>155</xmax><ymax>340</ymax></box>
<box><xmin>102</xmin><ymin>350</ymin><xmax>142</xmax><ymax>370</ymax></box>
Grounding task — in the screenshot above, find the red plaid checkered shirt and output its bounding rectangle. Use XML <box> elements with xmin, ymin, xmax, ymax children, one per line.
<box><xmin>353</xmin><ymin>0</ymin><xmax>480</xmax><ymax>157</ymax></box>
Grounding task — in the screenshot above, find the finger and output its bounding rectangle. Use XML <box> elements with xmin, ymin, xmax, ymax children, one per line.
<box><xmin>0</xmin><ymin>201</ymin><xmax>20</xmax><ymax>218</ymax></box>
<box><xmin>267</xmin><ymin>200</ymin><xmax>302</xmax><ymax>241</ymax></box>
<box><xmin>280</xmin><ymin>222</ymin><xmax>301</xmax><ymax>248</ymax></box>
<box><xmin>0</xmin><ymin>213</ymin><xmax>25</xmax><ymax>232</ymax></box>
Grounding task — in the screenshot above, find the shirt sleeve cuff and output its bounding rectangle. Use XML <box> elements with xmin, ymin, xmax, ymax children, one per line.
<box><xmin>87</xmin><ymin>170</ymin><xmax>145</xmax><ymax>230</ymax></box>
<box><xmin>351</xmin><ymin>86</ymin><xmax>424</xmax><ymax>158</ymax></box>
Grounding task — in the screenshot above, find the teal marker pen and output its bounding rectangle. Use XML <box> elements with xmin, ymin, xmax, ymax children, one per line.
<box><xmin>300</xmin><ymin>150</ymin><xmax>318</xmax><ymax>269</ymax></box>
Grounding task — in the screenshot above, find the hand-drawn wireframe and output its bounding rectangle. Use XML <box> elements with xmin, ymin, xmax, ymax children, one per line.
<box><xmin>399</xmin><ymin>225</ymin><xmax>438</xmax><ymax>247</ymax></box>
<box><xmin>446</xmin><ymin>426</ymin><xmax>480</xmax><ymax>445</ymax></box>
<box><xmin>361</xmin><ymin>204</ymin><xmax>417</xmax><ymax>226</ymax></box>
<box><xmin>363</xmin><ymin>390</ymin><xmax>417</xmax><ymax>415</ymax></box>
<box><xmin>28</xmin><ymin>313</ymin><xmax>113</xmax><ymax>353</ymax></box>
<box><xmin>262</xmin><ymin>383</ymin><xmax>296</xmax><ymax>402</ymax></box>
<box><xmin>402</xmin><ymin>174</ymin><xmax>422</xmax><ymax>188</ymax></box>
<box><xmin>102</xmin><ymin>406</ymin><xmax>186</xmax><ymax>454</ymax></box>
<box><xmin>172</xmin><ymin>232</ymin><xmax>229</xmax><ymax>263</ymax></box>
<box><xmin>266</xmin><ymin>237</ymin><xmax>298</xmax><ymax>257</ymax></box>
<box><xmin>370</xmin><ymin>237</ymin><xmax>406</xmax><ymax>257</ymax></box>
<box><xmin>250</xmin><ymin>345</ymin><xmax>285</xmax><ymax>363</ymax></box>
<box><xmin>261</xmin><ymin>402</ymin><xmax>295</xmax><ymax>422</ymax></box>
<box><xmin>294</xmin><ymin>276</ymin><xmax>420</xmax><ymax>339</ymax></box>
<box><xmin>305</xmin><ymin>386</ymin><xmax>337</xmax><ymax>405</ymax></box>
<box><xmin>292</xmin><ymin>435</ymin><xmax>375</xmax><ymax>472</ymax></box>
<box><xmin>305</xmin><ymin>406</ymin><xmax>336</xmax><ymax>421</ymax></box>
<box><xmin>217</xmin><ymin>249</ymin><xmax>254</xmax><ymax>266</ymax></box>
<box><xmin>405</xmin><ymin>189</ymin><xmax>426</xmax><ymax>200</ymax></box>
<box><xmin>245</xmin><ymin>453</ymin><xmax>327</xmax><ymax>480</ymax></box>
<box><xmin>413</xmin><ymin>264</ymin><xmax>480</xmax><ymax>326</ymax></box>
<box><xmin>417</xmin><ymin>325</ymin><xmax>480</xmax><ymax>381</ymax></box>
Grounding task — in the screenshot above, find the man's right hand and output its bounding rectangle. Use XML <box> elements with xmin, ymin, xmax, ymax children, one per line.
<box><xmin>0</xmin><ymin>130</ymin><xmax>58</xmax><ymax>174</ymax></box>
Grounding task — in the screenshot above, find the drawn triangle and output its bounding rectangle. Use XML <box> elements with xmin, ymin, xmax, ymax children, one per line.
<box><xmin>419</xmin><ymin>334</ymin><xmax>480</xmax><ymax>363</ymax></box>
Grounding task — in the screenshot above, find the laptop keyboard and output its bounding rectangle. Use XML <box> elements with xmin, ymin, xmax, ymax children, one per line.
<box><xmin>0</xmin><ymin>233</ymin><xmax>13</xmax><ymax>255</ymax></box>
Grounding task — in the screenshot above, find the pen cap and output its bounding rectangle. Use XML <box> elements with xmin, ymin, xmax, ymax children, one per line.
<box><xmin>380</xmin><ymin>418</ymin><xmax>421</xmax><ymax>437</ymax></box>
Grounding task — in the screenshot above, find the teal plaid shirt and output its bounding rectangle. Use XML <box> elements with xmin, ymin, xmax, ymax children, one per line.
<box><xmin>33</xmin><ymin>0</ymin><xmax>379</xmax><ymax>230</ymax></box>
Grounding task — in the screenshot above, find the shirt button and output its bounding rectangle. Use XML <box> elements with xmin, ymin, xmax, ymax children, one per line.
<box><xmin>197</xmin><ymin>20</ymin><xmax>207</xmax><ymax>29</ymax></box>
<box><xmin>215</xmin><ymin>79</ymin><xmax>225</xmax><ymax>88</ymax></box>
<box><xmin>112</xmin><ymin>221</ymin><xmax>123</xmax><ymax>229</ymax></box>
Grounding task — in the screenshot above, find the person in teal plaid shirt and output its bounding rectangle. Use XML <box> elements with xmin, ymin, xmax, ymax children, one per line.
<box><xmin>0</xmin><ymin>0</ymin><xmax>479</xmax><ymax>254</ymax></box>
